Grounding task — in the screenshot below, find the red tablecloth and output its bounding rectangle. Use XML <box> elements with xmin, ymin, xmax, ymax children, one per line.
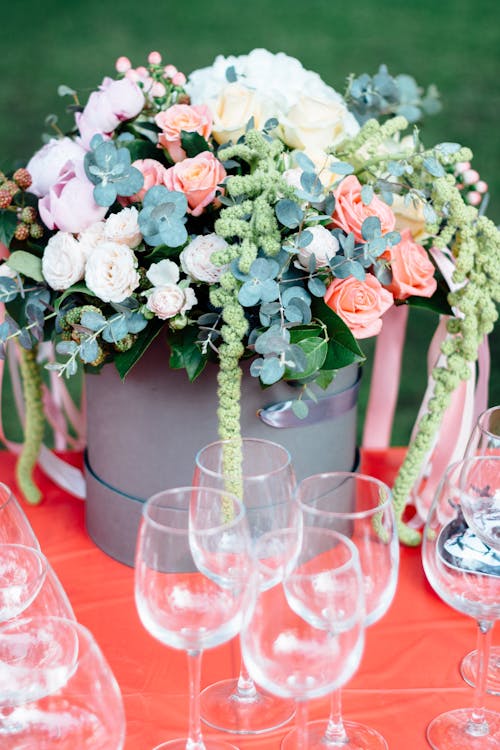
<box><xmin>1</xmin><ymin>449</ymin><xmax>498</xmax><ymax>749</ymax></box>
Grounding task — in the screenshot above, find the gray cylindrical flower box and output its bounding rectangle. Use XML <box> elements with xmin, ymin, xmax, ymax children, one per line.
<box><xmin>84</xmin><ymin>338</ymin><xmax>360</xmax><ymax>566</ymax></box>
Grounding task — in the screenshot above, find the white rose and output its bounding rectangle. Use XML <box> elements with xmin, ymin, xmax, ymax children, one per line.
<box><xmin>146</xmin><ymin>284</ymin><xmax>197</xmax><ymax>320</ymax></box>
<box><xmin>180</xmin><ymin>234</ymin><xmax>228</xmax><ymax>282</ymax></box>
<box><xmin>85</xmin><ymin>241</ymin><xmax>139</xmax><ymax>302</ymax></box>
<box><xmin>104</xmin><ymin>207</ymin><xmax>142</xmax><ymax>248</ymax></box>
<box><xmin>42</xmin><ymin>232</ymin><xmax>86</xmax><ymax>290</ymax></box>
<box><xmin>0</xmin><ymin>262</ymin><xmax>17</xmax><ymax>279</ymax></box>
<box><xmin>207</xmin><ymin>83</ymin><xmax>276</xmax><ymax>145</ymax></box>
<box><xmin>297</xmin><ymin>225</ymin><xmax>339</xmax><ymax>269</ymax></box>
<box><xmin>27</xmin><ymin>137</ymin><xmax>86</xmax><ymax>198</ymax></box>
<box><xmin>78</xmin><ymin>221</ymin><xmax>106</xmax><ymax>258</ymax></box>
<box><xmin>281</xmin><ymin>95</ymin><xmax>360</xmax><ymax>153</ymax></box>
<box><xmin>146</xmin><ymin>259</ymin><xmax>180</xmax><ymax>287</ymax></box>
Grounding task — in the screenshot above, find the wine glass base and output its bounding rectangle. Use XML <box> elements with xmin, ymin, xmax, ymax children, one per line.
<box><xmin>427</xmin><ymin>708</ymin><xmax>500</xmax><ymax>749</ymax></box>
<box><xmin>153</xmin><ymin>740</ymin><xmax>239</xmax><ymax>750</ymax></box>
<box><xmin>460</xmin><ymin>647</ymin><xmax>500</xmax><ymax>696</ymax></box>
<box><xmin>200</xmin><ymin>678</ymin><xmax>295</xmax><ymax>734</ymax></box>
<box><xmin>281</xmin><ymin>718</ymin><xmax>388</xmax><ymax>750</ymax></box>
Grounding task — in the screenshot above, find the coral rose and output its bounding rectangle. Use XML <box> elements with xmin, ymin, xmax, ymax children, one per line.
<box><xmin>164</xmin><ymin>152</ymin><xmax>226</xmax><ymax>217</ymax></box>
<box><xmin>382</xmin><ymin>228</ymin><xmax>437</xmax><ymax>301</ymax></box>
<box><xmin>123</xmin><ymin>159</ymin><xmax>170</xmax><ymax>204</ymax></box>
<box><xmin>331</xmin><ymin>175</ymin><xmax>396</xmax><ymax>243</ymax></box>
<box><xmin>324</xmin><ymin>274</ymin><xmax>393</xmax><ymax>339</ymax></box>
<box><xmin>155</xmin><ymin>104</ymin><xmax>212</xmax><ymax>162</ymax></box>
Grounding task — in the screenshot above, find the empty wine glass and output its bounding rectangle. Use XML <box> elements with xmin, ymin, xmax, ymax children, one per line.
<box><xmin>194</xmin><ymin>437</ymin><xmax>300</xmax><ymax>734</ymax></box>
<box><xmin>461</xmin><ymin>406</ymin><xmax>500</xmax><ymax>695</ymax></box>
<box><xmin>283</xmin><ymin>472</ymin><xmax>399</xmax><ymax>750</ymax></box>
<box><xmin>0</xmin><ymin>615</ymin><xmax>125</xmax><ymax>748</ymax></box>
<box><xmin>422</xmin><ymin>457</ymin><xmax>500</xmax><ymax>748</ymax></box>
<box><xmin>135</xmin><ymin>485</ymin><xmax>254</xmax><ymax>750</ymax></box>
<box><xmin>0</xmin><ymin>543</ymin><xmax>75</xmax><ymax>623</ymax></box>
<box><xmin>241</xmin><ymin>526</ymin><xmax>365</xmax><ymax>750</ymax></box>
<box><xmin>0</xmin><ymin>483</ymin><xmax>39</xmax><ymax>547</ymax></box>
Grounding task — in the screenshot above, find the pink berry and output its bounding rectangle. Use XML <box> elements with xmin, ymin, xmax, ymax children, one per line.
<box><xmin>136</xmin><ymin>66</ymin><xmax>148</xmax><ymax>77</ymax></box>
<box><xmin>476</xmin><ymin>180</ymin><xmax>488</xmax><ymax>193</ymax></box>
<box><xmin>148</xmin><ymin>51</ymin><xmax>162</xmax><ymax>65</ymax></box>
<box><xmin>467</xmin><ymin>191</ymin><xmax>482</xmax><ymax>206</ymax></box>
<box><xmin>172</xmin><ymin>72</ymin><xmax>186</xmax><ymax>86</ymax></box>
<box><xmin>150</xmin><ymin>81</ymin><xmax>166</xmax><ymax>97</ymax></box>
<box><xmin>115</xmin><ymin>56</ymin><xmax>132</xmax><ymax>73</ymax></box>
<box><xmin>125</xmin><ymin>69</ymin><xmax>140</xmax><ymax>82</ymax></box>
<box><xmin>463</xmin><ymin>168</ymin><xmax>480</xmax><ymax>185</ymax></box>
<box><xmin>455</xmin><ymin>161</ymin><xmax>471</xmax><ymax>174</ymax></box>
<box><xmin>164</xmin><ymin>64</ymin><xmax>178</xmax><ymax>78</ymax></box>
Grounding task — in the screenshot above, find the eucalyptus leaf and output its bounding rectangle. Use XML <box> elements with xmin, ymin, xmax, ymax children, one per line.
<box><xmin>260</xmin><ymin>356</ymin><xmax>284</xmax><ymax>385</ymax></box>
<box><xmin>80</xmin><ymin>338</ymin><xmax>100</xmax><ymax>363</ymax></box>
<box><xmin>80</xmin><ymin>310</ymin><xmax>107</xmax><ymax>332</ymax></box>
<box><xmin>291</xmin><ymin>400</ymin><xmax>309</xmax><ymax>419</ymax></box>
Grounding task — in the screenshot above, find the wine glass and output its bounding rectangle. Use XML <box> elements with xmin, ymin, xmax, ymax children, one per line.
<box><xmin>194</xmin><ymin>437</ymin><xmax>300</xmax><ymax>734</ymax></box>
<box><xmin>460</xmin><ymin>406</ymin><xmax>500</xmax><ymax>695</ymax></box>
<box><xmin>0</xmin><ymin>543</ymin><xmax>75</xmax><ymax>622</ymax></box>
<box><xmin>422</xmin><ymin>457</ymin><xmax>500</xmax><ymax>748</ymax></box>
<box><xmin>240</xmin><ymin>526</ymin><xmax>366</xmax><ymax>750</ymax></box>
<box><xmin>0</xmin><ymin>482</ymin><xmax>40</xmax><ymax>547</ymax></box>
<box><xmin>0</xmin><ymin>615</ymin><xmax>125</xmax><ymax>748</ymax></box>
<box><xmin>283</xmin><ymin>472</ymin><xmax>399</xmax><ymax>750</ymax></box>
<box><xmin>134</xmin><ymin>485</ymin><xmax>254</xmax><ymax>750</ymax></box>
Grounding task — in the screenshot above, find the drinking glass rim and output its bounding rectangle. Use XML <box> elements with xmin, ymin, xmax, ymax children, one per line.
<box><xmin>294</xmin><ymin>526</ymin><xmax>362</xmax><ymax>577</ymax></box>
<box><xmin>477</xmin><ymin>404</ymin><xmax>500</xmax><ymax>440</ymax></box>
<box><xmin>0</xmin><ymin>542</ymin><xmax>47</xmax><ymax>591</ymax></box>
<box><xmin>437</xmin><ymin>455</ymin><xmax>500</xmax><ymax>499</ymax></box>
<box><xmin>142</xmin><ymin>486</ymin><xmax>246</xmax><ymax>535</ymax></box>
<box><xmin>195</xmin><ymin>437</ymin><xmax>292</xmax><ymax>481</ymax></box>
<box><xmin>0</xmin><ymin>482</ymin><xmax>13</xmax><ymax>511</ymax></box>
<box><xmin>296</xmin><ymin>471</ymin><xmax>393</xmax><ymax>519</ymax></box>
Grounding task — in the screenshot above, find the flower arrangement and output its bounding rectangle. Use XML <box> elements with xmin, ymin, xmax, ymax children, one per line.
<box><xmin>0</xmin><ymin>49</ymin><xmax>498</xmax><ymax>544</ymax></box>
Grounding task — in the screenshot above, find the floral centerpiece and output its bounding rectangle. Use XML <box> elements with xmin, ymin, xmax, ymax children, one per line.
<box><xmin>0</xmin><ymin>49</ymin><xmax>498</xmax><ymax>544</ymax></box>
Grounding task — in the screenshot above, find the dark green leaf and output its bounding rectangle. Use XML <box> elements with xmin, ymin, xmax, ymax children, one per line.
<box><xmin>114</xmin><ymin>319</ymin><xmax>166</xmax><ymax>379</ymax></box>
<box><xmin>312</xmin><ymin>299</ymin><xmax>365</xmax><ymax>369</ymax></box>
<box><xmin>168</xmin><ymin>326</ymin><xmax>207</xmax><ymax>381</ymax></box>
<box><xmin>0</xmin><ymin>211</ymin><xmax>18</xmax><ymax>246</ymax></box>
<box><xmin>180</xmin><ymin>131</ymin><xmax>210</xmax><ymax>158</ymax></box>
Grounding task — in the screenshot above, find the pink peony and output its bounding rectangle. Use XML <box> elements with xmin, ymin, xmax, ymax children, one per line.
<box><xmin>155</xmin><ymin>104</ymin><xmax>212</xmax><ymax>162</ymax></box>
<box><xmin>76</xmin><ymin>76</ymin><xmax>145</xmax><ymax>149</ymax></box>
<box><xmin>382</xmin><ymin>229</ymin><xmax>437</xmax><ymax>301</ymax></box>
<box><xmin>324</xmin><ymin>273</ymin><xmax>393</xmax><ymax>339</ymax></box>
<box><xmin>26</xmin><ymin>137</ymin><xmax>86</xmax><ymax>198</ymax></box>
<box><xmin>331</xmin><ymin>175</ymin><xmax>396</xmax><ymax>243</ymax></box>
<box><xmin>164</xmin><ymin>151</ymin><xmax>226</xmax><ymax>217</ymax></box>
<box><xmin>38</xmin><ymin>159</ymin><xmax>107</xmax><ymax>234</ymax></box>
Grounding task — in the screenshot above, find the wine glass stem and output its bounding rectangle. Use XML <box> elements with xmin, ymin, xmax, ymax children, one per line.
<box><xmin>187</xmin><ymin>650</ymin><xmax>205</xmax><ymax>750</ymax></box>
<box><xmin>295</xmin><ymin>699</ymin><xmax>309</xmax><ymax>750</ymax></box>
<box><xmin>467</xmin><ymin>619</ymin><xmax>493</xmax><ymax>737</ymax></box>
<box><xmin>234</xmin><ymin>659</ymin><xmax>258</xmax><ymax>701</ymax></box>
<box><xmin>323</xmin><ymin>689</ymin><xmax>349</xmax><ymax>746</ymax></box>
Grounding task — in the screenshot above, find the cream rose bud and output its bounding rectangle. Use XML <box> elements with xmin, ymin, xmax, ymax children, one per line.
<box><xmin>146</xmin><ymin>285</ymin><xmax>197</xmax><ymax>320</ymax></box>
<box><xmin>180</xmin><ymin>234</ymin><xmax>228</xmax><ymax>283</ymax></box>
<box><xmin>42</xmin><ymin>232</ymin><xmax>86</xmax><ymax>291</ymax></box>
<box><xmin>104</xmin><ymin>207</ymin><xmax>142</xmax><ymax>248</ymax></box>
<box><xmin>297</xmin><ymin>225</ymin><xmax>339</xmax><ymax>269</ymax></box>
<box><xmin>280</xmin><ymin>95</ymin><xmax>359</xmax><ymax>152</ymax></box>
<box><xmin>85</xmin><ymin>241</ymin><xmax>140</xmax><ymax>303</ymax></box>
<box><xmin>209</xmin><ymin>83</ymin><xmax>274</xmax><ymax>145</ymax></box>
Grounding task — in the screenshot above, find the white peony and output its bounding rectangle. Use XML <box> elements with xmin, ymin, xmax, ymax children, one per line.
<box><xmin>104</xmin><ymin>207</ymin><xmax>142</xmax><ymax>248</ymax></box>
<box><xmin>180</xmin><ymin>234</ymin><xmax>228</xmax><ymax>283</ymax></box>
<box><xmin>78</xmin><ymin>221</ymin><xmax>106</xmax><ymax>258</ymax></box>
<box><xmin>146</xmin><ymin>285</ymin><xmax>197</xmax><ymax>320</ymax></box>
<box><xmin>42</xmin><ymin>232</ymin><xmax>86</xmax><ymax>290</ymax></box>
<box><xmin>85</xmin><ymin>241</ymin><xmax>140</xmax><ymax>303</ymax></box>
<box><xmin>27</xmin><ymin>137</ymin><xmax>86</xmax><ymax>198</ymax></box>
<box><xmin>296</xmin><ymin>225</ymin><xmax>339</xmax><ymax>269</ymax></box>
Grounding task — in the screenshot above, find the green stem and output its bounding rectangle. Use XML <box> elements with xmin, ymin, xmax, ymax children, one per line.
<box><xmin>16</xmin><ymin>344</ymin><xmax>44</xmax><ymax>505</ymax></box>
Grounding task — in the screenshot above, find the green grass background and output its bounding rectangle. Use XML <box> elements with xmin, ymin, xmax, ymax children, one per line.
<box><xmin>0</xmin><ymin>0</ymin><xmax>498</xmax><ymax>445</ymax></box>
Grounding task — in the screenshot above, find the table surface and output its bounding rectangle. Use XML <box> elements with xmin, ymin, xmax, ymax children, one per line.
<box><xmin>1</xmin><ymin>448</ymin><xmax>498</xmax><ymax>750</ymax></box>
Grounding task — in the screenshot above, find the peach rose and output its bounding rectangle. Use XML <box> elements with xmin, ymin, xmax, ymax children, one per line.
<box><xmin>381</xmin><ymin>228</ymin><xmax>437</xmax><ymax>301</ymax></box>
<box><xmin>125</xmin><ymin>159</ymin><xmax>170</xmax><ymax>203</ymax></box>
<box><xmin>331</xmin><ymin>175</ymin><xmax>396</xmax><ymax>243</ymax></box>
<box><xmin>324</xmin><ymin>274</ymin><xmax>393</xmax><ymax>339</ymax></box>
<box><xmin>155</xmin><ymin>104</ymin><xmax>212</xmax><ymax>162</ymax></box>
<box><xmin>164</xmin><ymin>151</ymin><xmax>226</xmax><ymax>217</ymax></box>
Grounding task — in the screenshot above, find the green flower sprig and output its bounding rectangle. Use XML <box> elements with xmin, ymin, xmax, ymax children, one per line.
<box><xmin>16</xmin><ymin>345</ymin><xmax>44</xmax><ymax>505</ymax></box>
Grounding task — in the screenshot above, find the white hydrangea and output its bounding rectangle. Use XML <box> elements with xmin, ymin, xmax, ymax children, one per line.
<box><xmin>85</xmin><ymin>241</ymin><xmax>140</xmax><ymax>303</ymax></box>
<box><xmin>42</xmin><ymin>232</ymin><xmax>86</xmax><ymax>290</ymax></box>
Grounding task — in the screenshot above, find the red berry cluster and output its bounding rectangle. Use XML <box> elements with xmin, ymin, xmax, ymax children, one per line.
<box><xmin>0</xmin><ymin>168</ymin><xmax>44</xmax><ymax>242</ymax></box>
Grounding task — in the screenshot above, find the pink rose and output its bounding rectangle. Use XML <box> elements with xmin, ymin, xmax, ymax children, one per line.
<box><xmin>76</xmin><ymin>76</ymin><xmax>145</xmax><ymax>148</ymax></box>
<box><xmin>26</xmin><ymin>137</ymin><xmax>86</xmax><ymax>198</ymax></box>
<box><xmin>331</xmin><ymin>175</ymin><xmax>396</xmax><ymax>243</ymax></box>
<box><xmin>38</xmin><ymin>159</ymin><xmax>107</xmax><ymax>234</ymax></box>
<box><xmin>382</xmin><ymin>228</ymin><xmax>437</xmax><ymax>301</ymax></box>
<box><xmin>122</xmin><ymin>158</ymin><xmax>170</xmax><ymax>203</ymax></box>
<box><xmin>155</xmin><ymin>104</ymin><xmax>212</xmax><ymax>162</ymax></box>
<box><xmin>324</xmin><ymin>274</ymin><xmax>393</xmax><ymax>339</ymax></box>
<box><xmin>164</xmin><ymin>152</ymin><xmax>226</xmax><ymax>217</ymax></box>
